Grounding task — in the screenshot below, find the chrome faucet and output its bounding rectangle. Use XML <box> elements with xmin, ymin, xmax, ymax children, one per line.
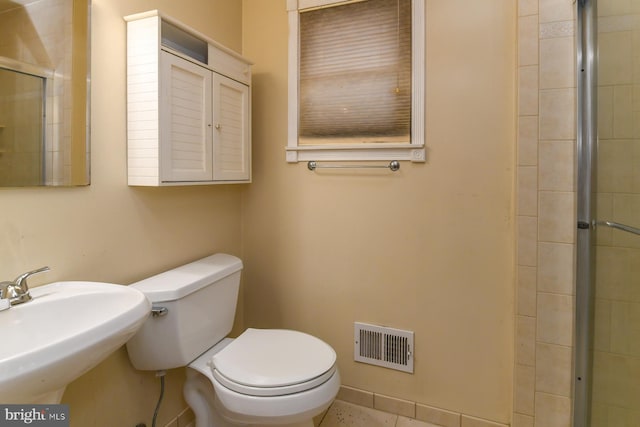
<box><xmin>0</xmin><ymin>266</ymin><xmax>50</xmax><ymax>306</ymax></box>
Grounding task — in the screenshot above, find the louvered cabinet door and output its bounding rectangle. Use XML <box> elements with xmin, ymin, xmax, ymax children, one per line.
<box><xmin>159</xmin><ymin>51</ymin><xmax>213</xmax><ymax>182</ymax></box>
<box><xmin>211</xmin><ymin>73</ymin><xmax>250</xmax><ymax>181</ymax></box>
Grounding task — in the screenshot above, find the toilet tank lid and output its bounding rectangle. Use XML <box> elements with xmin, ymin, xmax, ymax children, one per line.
<box><xmin>130</xmin><ymin>254</ymin><xmax>242</xmax><ymax>303</ymax></box>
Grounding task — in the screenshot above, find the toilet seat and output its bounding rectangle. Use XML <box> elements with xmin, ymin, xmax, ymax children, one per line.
<box><xmin>210</xmin><ymin>328</ymin><xmax>337</xmax><ymax>397</ymax></box>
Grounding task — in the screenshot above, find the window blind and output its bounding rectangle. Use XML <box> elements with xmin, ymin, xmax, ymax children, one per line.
<box><xmin>299</xmin><ymin>0</ymin><xmax>412</xmax><ymax>144</ymax></box>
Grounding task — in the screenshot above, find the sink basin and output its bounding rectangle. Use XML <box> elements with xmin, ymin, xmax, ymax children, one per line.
<box><xmin>0</xmin><ymin>281</ymin><xmax>151</xmax><ymax>403</ymax></box>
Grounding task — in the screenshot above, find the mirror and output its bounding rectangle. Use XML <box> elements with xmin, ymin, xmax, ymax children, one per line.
<box><xmin>0</xmin><ymin>0</ymin><xmax>90</xmax><ymax>186</ymax></box>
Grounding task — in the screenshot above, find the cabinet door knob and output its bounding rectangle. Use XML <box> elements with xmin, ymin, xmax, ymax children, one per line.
<box><xmin>215</xmin><ymin>124</ymin><xmax>221</xmax><ymax>130</ymax></box>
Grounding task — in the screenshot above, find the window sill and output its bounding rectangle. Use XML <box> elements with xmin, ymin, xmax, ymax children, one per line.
<box><xmin>285</xmin><ymin>143</ymin><xmax>426</xmax><ymax>163</ymax></box>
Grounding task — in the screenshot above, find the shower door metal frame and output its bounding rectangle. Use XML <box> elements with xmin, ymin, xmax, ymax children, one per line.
<box><xmin>574</xmin><ymin>0</ymin><xmax>597</xmax><ymax>426</ymax></box>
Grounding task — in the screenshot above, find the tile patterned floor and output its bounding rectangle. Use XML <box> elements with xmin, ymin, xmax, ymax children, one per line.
<box><xmin>318</xmin><ymin>400</ymin><xmax>441</xmax><ymax>427</ymax></box>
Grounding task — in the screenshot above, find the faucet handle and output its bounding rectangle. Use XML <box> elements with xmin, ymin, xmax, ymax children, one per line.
<box><xmin>0</xmin><ymin>267</ymin><xmax>50</xmax><ymax>306</ymax></box>
<box><xmin>13</xmin><ymin>266</ymin><xmax>50</xmax><ymax>291</ymax></box>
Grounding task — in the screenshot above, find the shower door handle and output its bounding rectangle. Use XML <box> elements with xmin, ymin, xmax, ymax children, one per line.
<box><xmin>597</xmin><ymin>221</ymin><xmax>640</xmax><ymax>236</ymax></box>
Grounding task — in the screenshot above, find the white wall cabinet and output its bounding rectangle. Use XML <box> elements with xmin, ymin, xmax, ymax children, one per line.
<box><xmin>126</xmin><ymin>10</ymin><xmax>251</xmax><ymax>186</ymax></box>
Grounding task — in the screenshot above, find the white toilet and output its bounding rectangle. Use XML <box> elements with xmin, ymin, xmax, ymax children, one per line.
<box><xmin>126</xmin><ymin>254</ymin><xmax>340</xmax><ymax>427</ymax></box>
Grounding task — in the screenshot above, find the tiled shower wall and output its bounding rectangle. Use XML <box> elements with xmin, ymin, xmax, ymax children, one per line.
<box><xmin>515</xmin><ymin>0</ymin><xmax>577</xmax><ymax>427</ymax></box>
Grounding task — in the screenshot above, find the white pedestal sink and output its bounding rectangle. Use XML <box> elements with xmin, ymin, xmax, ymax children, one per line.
<box><xmin>0</xmin><ymin>281</ymin><xmax>151</xmax><ymax>403</ymax></box>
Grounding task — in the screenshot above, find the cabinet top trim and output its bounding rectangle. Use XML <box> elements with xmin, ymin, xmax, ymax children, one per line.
<box><xmin>124</xmin><ymin>9</ymin><xmax>253</xmax><ymax>66</ymax></box>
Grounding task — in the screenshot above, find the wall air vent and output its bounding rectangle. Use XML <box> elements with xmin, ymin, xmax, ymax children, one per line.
<box><xmin>354</xmin><ymin>322</ymin><xmax>414</xmax><ymax>373</ymax></box>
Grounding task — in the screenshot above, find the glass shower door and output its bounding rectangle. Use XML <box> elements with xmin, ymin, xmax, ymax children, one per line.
<box><xmin>588</xmin><ymin>0</ymin><xmax>640</xmax><ymax>424</ymax></box>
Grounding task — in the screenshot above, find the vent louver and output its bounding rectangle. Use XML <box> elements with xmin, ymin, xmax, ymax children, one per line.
<box><xmin>354</xmin><ymin>322</ymin><xmax>414</xmax><ymax>373</ymax></box>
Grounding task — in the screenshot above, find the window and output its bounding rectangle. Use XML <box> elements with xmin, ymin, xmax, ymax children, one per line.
<box><xmin>286</xmin><ymin>0</ymin><xmax>425</xmax><ymax>163</ymax></box>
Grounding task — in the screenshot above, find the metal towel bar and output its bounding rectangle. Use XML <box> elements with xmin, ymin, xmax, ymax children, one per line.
<box><xmin>598</xmin><ymin>221</ymin><xmax>640</xmax><ymax>236</ymax></box>
<box><xmin>307</xmin><ymin>160</ymin><xmax>400</xmax><ymax>171</ymax></box>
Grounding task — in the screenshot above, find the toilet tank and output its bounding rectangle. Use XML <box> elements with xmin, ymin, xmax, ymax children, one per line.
<box><xmin>126</xmin><ymin>253</ymin><xmax>242</xmax><ymax>371</ymax></box>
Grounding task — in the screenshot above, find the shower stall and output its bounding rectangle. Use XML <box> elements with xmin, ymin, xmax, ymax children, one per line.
<box><xmin>575</xmin><ymin>0</ymin><xmax>640</xmax><ymax>426</ymax></box>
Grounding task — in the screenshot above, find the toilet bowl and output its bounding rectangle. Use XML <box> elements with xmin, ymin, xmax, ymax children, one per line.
<box><xmin>186</xmin><ymin>331</ymin><xmax>340</xmax><ymax>427</ymax></box>
<box><xmin>126</xmin><ymin>254</ymin><xmax>340</xmax><ymax>427</ymax></box>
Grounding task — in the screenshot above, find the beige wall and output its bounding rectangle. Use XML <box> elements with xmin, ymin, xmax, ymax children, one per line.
<box><xmin>242</xmin><ymin>1</ymin><xmax>516</xmax><ymax>424</ymax></box>
<box><xmin>0</xmin><ymin>0</ymin><xmax>243</xmax><ymax>426</ymax></box>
